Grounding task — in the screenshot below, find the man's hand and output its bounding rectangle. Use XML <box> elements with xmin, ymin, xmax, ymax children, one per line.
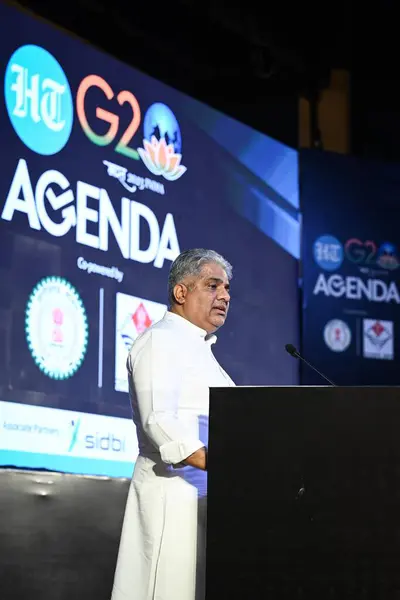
<box><xmin>183</xmin><ymin>447</ymin><xmax>207</xmax><ymax>470</ymax></box>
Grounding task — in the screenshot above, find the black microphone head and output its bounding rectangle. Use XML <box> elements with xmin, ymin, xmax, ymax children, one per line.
<box><xmin>285</xmin><ymin>343</ymin><xmax>298</xmax><ymax>357</ymax></box>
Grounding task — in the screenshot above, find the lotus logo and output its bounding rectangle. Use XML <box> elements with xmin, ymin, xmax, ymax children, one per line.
<box><xmin>138</xmin><ymin>136</ymin><xmax>186</xmax><ymax>181</ymax></box>
<box><xmin>138</xmin><ymin>102</ymin><xmax>187</xmax><ymax>181</ymax></box>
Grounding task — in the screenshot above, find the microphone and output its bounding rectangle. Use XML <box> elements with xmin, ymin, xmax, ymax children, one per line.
<box><xmin>285</xmin><ymin>344</ymin><xmax>336</xmax><ymax>386</ymax></box>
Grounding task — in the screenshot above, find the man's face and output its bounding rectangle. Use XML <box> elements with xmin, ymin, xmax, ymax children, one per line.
<box><xmin>177</xmin><ymin>262</ymin><xmax>231</xmax><ymax>333</ymax></box>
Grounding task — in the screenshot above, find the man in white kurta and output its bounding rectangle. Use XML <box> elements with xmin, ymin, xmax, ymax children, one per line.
<box><xmin>111</xmin><ymin>249</ymin><xmax>234</xmax><ymax>600</ymax></box>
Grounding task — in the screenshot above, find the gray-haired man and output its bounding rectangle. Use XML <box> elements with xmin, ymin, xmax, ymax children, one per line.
<box><xmin>111</xmin><ymin>249</ymin><xmax>235</xmax><ymax>600</ymax></box>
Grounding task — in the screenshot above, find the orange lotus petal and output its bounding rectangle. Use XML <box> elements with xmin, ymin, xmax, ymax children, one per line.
<box><xmin>137</xmin><ymin>147</ymin><xmax>163</xmax><ymax>176</ymax></box>
<box><xmin>143</xmin><ymin>139</ymin><xmax>157</xmax><ymax>165</ymax></box>
<box><xmin>165</xmin><ymin>155</ymin><xmax>179</xmax><ymax>172</ymax></box>
<box><xmin>156</xmin><ymin>138</ymin><xmax>168</xmax><ymax>170</ymax></box>
<box><xmin>139</xmin><ymin>136</ymin><xmax>187</xmax><ymax>181</ymax></box>
<box><xmin>164</xmin><ymin>163</ymin><xmax>187</xmax><ymax>181</ymax></box>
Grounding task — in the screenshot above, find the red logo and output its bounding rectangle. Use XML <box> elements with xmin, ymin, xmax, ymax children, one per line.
<box><xmin>132</xmin><ymin>302</ymin><xmax>152</xmax><ymax>334</ymax></box>
<box><xmin>371</xmin><ymin>321</ymin><xmax>385</xmax><ymax>338</ymax></box>
<box><xmin>365</xmin><ymin>320</ymin><xmax>392</xmax><ymax>350</ymax></box>
<box><xmin>52</xmin><ymin>307</ymin><xmax>64</xmax><ymax>342</ymax></box>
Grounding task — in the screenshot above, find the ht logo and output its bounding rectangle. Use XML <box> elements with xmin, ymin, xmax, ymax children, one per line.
<box><xmin>4</xmin><ymin>44</ymin><xmax>73</xmax><ymax>155</ymax></box>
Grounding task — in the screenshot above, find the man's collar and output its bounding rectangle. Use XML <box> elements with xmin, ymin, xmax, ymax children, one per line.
<box><xmin>164</xmin><ymin>311</ymin><xmax>217</xmax><ymax>344</ymax></box>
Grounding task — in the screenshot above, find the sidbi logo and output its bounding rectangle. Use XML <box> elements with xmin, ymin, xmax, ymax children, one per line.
<box><xmin>68</xmin><ymin>419</ymin><xmax>126</xmax><ymax>453</ymax></box>
<box><xmin>4</xmin><ymin>44</ymin><xmax>73</xmax><ymax>155</ymax></box>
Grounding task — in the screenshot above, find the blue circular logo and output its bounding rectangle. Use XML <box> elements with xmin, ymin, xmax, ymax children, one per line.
<box><xmin>376</xmin><ymin>242</ymin><xmax>399</xmax><ymax>270</ymax></box>
<box><xmin>313</xmin><ymin>235</ymin><xmax>343</xmax><ymax>271</ymax></box>
<box><xmin>143</xmin><ymin>102</ymin><xmax>182</xmax><ymax>154</ymax></box>
<box><xmin>4</xmin><ymin>45</ymin><xmax>73</xmax><ymax>155</ymax></box>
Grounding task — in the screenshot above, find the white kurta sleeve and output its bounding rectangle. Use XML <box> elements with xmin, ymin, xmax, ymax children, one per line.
<box><xmin>128</xmin><ymin>330</ymin><xmax>205</xmax><ymax>465</ymax></box>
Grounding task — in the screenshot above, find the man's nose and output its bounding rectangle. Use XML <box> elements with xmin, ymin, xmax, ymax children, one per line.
<box><xmin>219</xmin><ymin>288</ymin><xmax>230</xmax><ymax>302</ymax></box>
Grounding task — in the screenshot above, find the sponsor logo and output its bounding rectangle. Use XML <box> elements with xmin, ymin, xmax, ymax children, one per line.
<box><xmin>0</xmin><ymin>401</ymin><xmax>138</xmax><ymax>463</ymax></box>
<box><xmin>313</xmin><ymin>274</ymin><xmax>400</xmax><ymax>304</ymax></box>
<box><xmin>313</xmin><ymin>235</ymin><xmax>343</xmax><ymax>271</ymax></box>
<box><xmin>1</xmin><ymin>158</ymin><xmax>180</xmax><ymax>269</ymax></box>
<box><xmin>25</xmin><ymin>277</ymin><xmax>88</xmax><ymax>379</ymax></box>
<box><xmin>115</xmin><ymin>293</ymin><xmax>167</xmax><ymax>393</ymax></box>
<box><xmin>4</xmin><ymin>45</ymin><xmax>73</xmax><ymax>155</ymax></box>
<box><xmin>77</xmin><ymin>256</ymin><xmax>124</xmax><ymax>283</ymax></box>
<box><xmin>68</xmin><ymin>418</ymin><xmax>126</xmax><ymax>453</ymax></box>
<box><xmin>323</xmin><ymin>319</ymin><xmax>351</xmax><ymax>352</ymax></box>
<box><xmin>363</xmin><ymin>319</ymin><xmax>394</xmax><ymax>360</ymax></box>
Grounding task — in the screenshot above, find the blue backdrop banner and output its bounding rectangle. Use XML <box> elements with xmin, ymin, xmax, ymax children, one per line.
<box><xmin>301</xmin><ymin>149</ymin><xmax>400</xmax><ymax>386</ymax></box>
<box><xmin>0</xmin><ymin>3</ymin><xmax>300</xmax><ymax>476</ymax></box>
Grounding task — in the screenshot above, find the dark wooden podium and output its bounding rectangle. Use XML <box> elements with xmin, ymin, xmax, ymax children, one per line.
<box><xmin>206</xmin><ymin>386</ymin><xmax>400</xmax><ymax>599</ymax></box>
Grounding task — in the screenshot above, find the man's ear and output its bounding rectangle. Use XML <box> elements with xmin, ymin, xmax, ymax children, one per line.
<box><xmin>173</xmin><ymin>283</ymin><xmax>187</xmax><ymax>305</ymax></box>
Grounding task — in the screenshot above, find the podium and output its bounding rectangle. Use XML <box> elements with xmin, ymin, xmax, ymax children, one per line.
<box><xmin>206</xmin><ymin>386</ymin><xmax>400</xmax><ymax>599</ymax></box>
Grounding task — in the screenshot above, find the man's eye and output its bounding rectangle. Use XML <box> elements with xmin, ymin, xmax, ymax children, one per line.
<box><xmin>208</xmin><ymin>284</ymin><xmax>217</xmax><ymax>290</ymax></box>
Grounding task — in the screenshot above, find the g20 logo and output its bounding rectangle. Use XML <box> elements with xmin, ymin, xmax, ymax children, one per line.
<box><xmin>344</xmin><ymin>238</ymin><xmax>399</xmax><ymax>271</ymax></box>
<box><xmin>4</xmin><ymin>45</ymin><xmax>73</xmax><ymax>155</ymax></box>
<box><xmin>344</xmin><ymin>239</ymin><xmax>376</xmax><ymax>265</ymax></box>
<box><xmin>76</xmin><ymin>75</ymin><xmax>141</xmax><ymax>160</ymax></box>
<box><xmin>76</xmin><ymin>76</ymin><xmax>187</xmax><ymax>181</ymax></box>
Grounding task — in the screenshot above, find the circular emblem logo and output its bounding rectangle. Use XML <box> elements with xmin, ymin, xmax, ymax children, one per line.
<box><xmin>25</xmin><ymin>277</ymin><xmax>88</xmax><ymax>379</ymax></box>
<box><xmin>323</xmin><ymin>319</ymin><xmax>351</xmax><ymax>352</ymax></box>
<box><xmin>138</xmin><ymin>102</ymin><xmax>187</xmax><ymax>181</ymax></box>
<box><xmin>4</xmin><ymin>45</ymin><xmax>73</xmax><ymax>155</ymax></box>
<box><xmin>313</xmin><ymin>235</ymin><xmax>343</xmax><ymax>271</ymax></box>
<box><xmin>376</xmin><ymin>242</ymin><xmax>400</xmax><ymax>270</ymax></box>
<box><xmin>143</xmin><ymin>102</ymin><xmax>182</xmax><ymax>153</ymax></box>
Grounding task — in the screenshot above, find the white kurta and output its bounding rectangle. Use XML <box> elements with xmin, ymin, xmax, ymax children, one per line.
<box><xmin>111</xmin><ymin>311</ymin><xmax>234</xmax><ymax>600</ymax></box>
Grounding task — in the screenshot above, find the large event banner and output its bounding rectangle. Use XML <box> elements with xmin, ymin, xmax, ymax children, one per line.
<box><xmin>0</xmin><ymin>4</ymin><xmax>300</xmax><ymax>476</ymax></box>
<box><xmin>301</xmin><ymin>149</ymin><xmax>400</xmax><ymax>386</ymax></box>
